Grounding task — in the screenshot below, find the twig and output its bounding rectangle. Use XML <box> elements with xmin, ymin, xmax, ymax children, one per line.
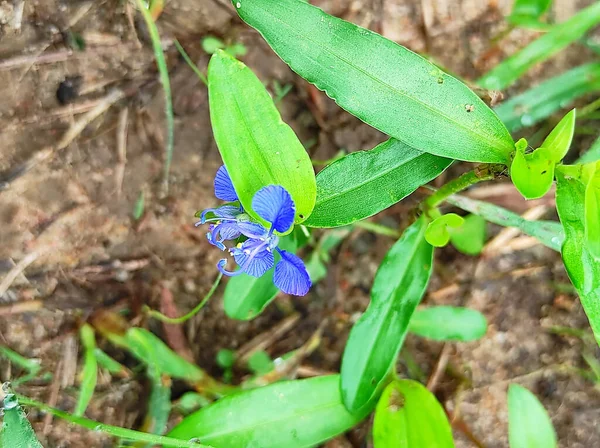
<box><xmin>236</xmin><ymin>313</ymin><xmax>301</xmax><ymax>365</ymax></box>
<box><xmin>0</xmin><ymin>88</ymin><xmax>126</xmax><ymax>191</ymax></box>
<box><xmin>427</xmin><ymin>344</ymin><xmax>451</xmax><ymax>392</ymax></box>
<box><xmin>0</xmin><ymin>251</ymin><xmax>41</xmax><ymax>298</ymax></box>
<box><xmin>43</xmin><ymin>360</ymin><xmax>63</xmax><ymax>435</ymax></box>
<box><xmin>0</xmin><ymin>49</ymin><xmax>73</xmax><ymax>70</ymax></box>
<box><xmin>115</xmin><ymin>108</ymin><xmax>129</xmax><ymax>197</ymax></box>
<box><xmin>0</xmin><ymin>300</ymin><xmax>43</xmax><ymax>316</ymax></box>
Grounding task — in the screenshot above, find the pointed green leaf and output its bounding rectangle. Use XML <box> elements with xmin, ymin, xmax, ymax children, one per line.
<box><xmin>0</xmin><ymin>385</ymin><xmax>44</xmax><ymax>448</ymax></box>
<box><xmin>510</xmin><ymin>146</ymin><xmax>555</xmax><ymax>199</ymax></box>
<box><xmin>208</xmin><ymin>50</ymin><xmax>316</xmax><ymax>226</ymax></box>
<box><xmin>373</xmin><ymin>380</ymin><xmax>454</xmax><ymax>448</ymax></box>
<box><xmin>555</xmin><ymin>167</ymin><xmax>600</xmax><ymax>347</ymax></box>
<box><xmin>479</xmin><ymin>2</ymin><xmax>600</xmax><ymax>90</ymax></box>
<box><xmin>508</xmin><ymin>384</ymin><xmax>556</xmax><ymax>448</ymax></box>
<box><xmin>507</xmin><ymin>0</ymin><xmax>552</xmax><ymax>26</ymax></box>
<box><xmin>425</xmin><ymin>213</ymin><xmax>464</xmax><ymax>247</ymax></box>
<box><xmin>234</xmin><ymin>0</ymin><xmax>514</xmax><ymax>163</ymax></box>
<box><xmin>409</xmin><ymin>306</ymin><xmax>488</xmax><ymax>342</ymax></box>
<box><xmin>341</xmin><ymin>217</ymin><xmax>433</xmax><ymax>414</ymax></box>
<box><xmin>305</xmin><ymin>139</ymin><xmax>452</xmax><ymax>227</ymax></box>
<box><xmin>449</xmin><ymin>214</ymin><xmax>487</xmax><ymax>255</ymax></box>
<box><xmin>495</xmin><ymin>63</ymin><xmax>600</xmax><ymax>133</ymax></box>
<box><xmin>585</xmin><ymin>168</ymin><xmax>600</xmax><ymax>258</ymax></box>
<box><xmin>542</xmin><ymin>109</ymin><xmax>576</xmax><ymax>163</ymax></box>
<box><xmin>445</xmin><ymin>194</ymin><xmax>564</xmax><ymax>251</ymax></box>
<box><xmin>168</xmin><ymin>376</ymin><xmax>367</xmax><ymax>447</ymax></box>
<box><xmin>75</xmin><ymin>324</ymin><xmax>98</xmax><ymax>417</ymax></box>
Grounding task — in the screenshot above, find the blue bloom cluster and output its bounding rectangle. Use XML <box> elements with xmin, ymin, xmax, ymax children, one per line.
<box><xmin>197</xmin><ymin>166</ymin><xmax>311</xmax><ymax>296</ymax></box>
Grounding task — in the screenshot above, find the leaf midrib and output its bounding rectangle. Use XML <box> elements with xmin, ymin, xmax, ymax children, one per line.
<box><xmin>250</xmin><ymin>1</ymin><xmax>513</xmax><ymax>156</ymax></box>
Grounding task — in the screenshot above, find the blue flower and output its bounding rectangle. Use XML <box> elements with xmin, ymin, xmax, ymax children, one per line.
<box><xmin>198</xmin><ymin>166</ymin><xmax>311</xmax><ymax>296</ymax></box>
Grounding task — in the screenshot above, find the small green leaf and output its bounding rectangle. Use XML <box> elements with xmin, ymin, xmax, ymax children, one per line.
<box><xmin>510</xmin><ymin>146</ymin><xmax>555</xmax><ymax>199</ymax></box>
<box><xmin>507</xmin><ymin>0</ymin><xmax>552</xmax><ymax>26</ymax></box>
<box><xmin>373</xmin><ymin>380</ymin><xmax>454</xmax><ymax>448</ymax></box>
<box><xmin>584</xmin><ymin>167</ymin><xmax>600</xmax><ymax>258</ymax></box>
<box><xmin>425</xmin><ymin>213</ymin><xmax>464</xmax><ymax>247</ymax></box>
<box><xmin>495</xmin><ymin>63</ymin><xmax>600</xmax><ymax>133</ymax></box>
<box><xmin>216</xmin><ymin>349</ymin><xmax>236</xmax><ymax>369</ymax></box>
<box><xmin>555</xmin><ymin>167</ymin><xmax>600</xmax><ymax>347</ymax></box>
<box><xmin>133</xmin><ymin>190</ymin><xmax>145</xmax><ymax>220</ymax></box>
<box><xmin>234</xmin><ymin>0</ymin><xmax>514</xmax><ymax>163</ymax></box>
<box><xmin>247</xmin><ymin>350</ymin><xmax>274</xmax><ymax>375</ymax></box>
<box><xmin>542</xmin><ymin>109</ymin><xmax>576</xmax><ymax>163</ymax></box>
<box><xmin>341</xmin><ymin>217</ymin><xmax>433</xmax><ymax>414</ymax></box>
<box><xmin>449</xmin><ymin>214</ymin><xmax>487</xmax><ymax>255</ymax></box>
<box><xmin>202</xmin><ymin>36</ymin><xmax>225</xmax><ymax>54</ymax></box>
<box><xmin>304</xmin><ymin>138</ymin><xmax>452</xmax><ymax>228</ymax></box>
<box><xmin>508</xmin><ymin>384</ymin><xmax>556</xmax><ymax>448</ymax></box>
<box><xmin>75</xmin><ymin>324</ymin><xmax>98</xmax><ymax>417</ymax></box>
<box><xmin>0</xmin><ymin>385</ymin><xmax>44</xmax><ymax>448</ymax></box>
<box><xmin>445</xmin><ymin>194</ymin><xmax>564</xmax><ymax>251</ymax></box>
<box><xmin>409</xmin><ymin>306</ymin><xmax>488</xmax><ymax>342</ymax></box>
<box><xmin>168</xmin><ymin>376</ymin><xmax>367</xmax><ymax>447</ymax></box>
<box><xmin>479</xmin><ymin>2</ymin><xmax>600</xmax><ymax>90</ymax></box>
<box><xmin>208</xmin><ymin>50</ymin><xmax>316</xmax><ymax>227</ymax></box>
<box><xmin>225</xmin><ymin>42</ymin><xmax>248</xmax><ymax>57</ymax></box>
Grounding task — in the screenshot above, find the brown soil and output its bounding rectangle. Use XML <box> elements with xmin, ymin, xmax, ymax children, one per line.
<box><xmin>0</xmin><ymin>0</ymin><xmax>599</xmax><ymax>447</ymax></box>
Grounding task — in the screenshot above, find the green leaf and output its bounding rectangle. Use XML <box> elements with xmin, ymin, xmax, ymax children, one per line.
<box><xmin>373</xmin><ymin>380</ymin><xmax>454</xmax><ymax>448</ymax></box>
<box><xmin>507</xmin><ymin>0</ymin><xmax>552</xmax><ymax>26</ymax></box>
<box><xmin>409</xmin><ymin>306</ymin><xmax>488</xmax><ymax>342</ymax></box>
<box><xmin>445</xmin><ymin>194</ymin><xmax>564</xmax><ymax>251</ymax></box>
<box><xmin>508</xmin><ymin>384</ymin><xmax>556</xmax><ymax>448</ymax></box>
<box><xmin>0</xmin><ymin>385</ymin><xmax>44</xmax><ymax>448</ymax></box>
<box><xmin>304</xmin><ymin>139</ymin><xmax>452</xmax><ymax>227</ymax></box>
<box><xmin>168</xmin><ymin>375</ymin><xmax>367</xmax><ymax>447</ymax></box>
<box><xmin>202</xmin><ymin>36</ymin><xmax>225</xmax><ymax>54</ymax></box>
<box><xmin>585</xmin><ymin>167</ymin><xmax>600</xmax><ymax>258</ymax></box>
<box><xmin>425</xmin><ymin>213</ymin><xmax>464</xmax><ymax>247</ymax></box>
<box><xmin>495</xmin><ymin>63</ymin><xmax>600</xmax><ymax>133</ymax></box>
<box><xmin>555</xmin><ymin>167</ymin><xmax>600</xmax><ymax>347</ymax></box>
<box><xmin>223</xmin><ymin>268</ymin><xmax>279</xmax><ymax>320</ymax></box>
<box><xmin>216</xmin><ymin>349</ymin><xmax>236</xmax><ymax>369</ymax></box>
<box><xmin>208</xmin><ymin>50</ymin><xmax>316</xmax><ymax>227</ymax></box>
<box><xmin>479</xmin><ymin>2</ymin><xmax>600</xmax><ymax>91</ymax></box>
<box><xmin>247</xmin><ymin>350</ymin><xmax>274</xmax><ymax>375</ymax></box>
<box><xmin>341</xmin><ymin>217</ymin><xmax>433</xmax><ymax>414</ymax></box>
<box><xmin>510</xmin><ymin>146</ymin><xmax>555</xmax><ymax>199</ymax></box>
<box><xmin>449</xmin><ymin>214</ymin><xmax>487</xmax><ymax>255</ymax></box>
<box><xmin>543</xmin><ymin>109</ymin><xmax>576</xmax><ymax>163</ymax></box>
<box><xmin>75</xmin><ymin>324</ymin><xmax>98</xmax><ymax>417</ymax></box>
<box><xmin>577</xmin><ymin>135</ymin><xmax>600</xmax><ymax>164</ymax></box>
<box><xmin>234</xmin><ymin>0</ymin><xmax>514</xmax><ymax>163</ymax></box>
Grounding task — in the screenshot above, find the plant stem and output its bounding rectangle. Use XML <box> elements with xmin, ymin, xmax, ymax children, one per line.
<box><xmin>579</xmin><ymin>97</ymin><xmax>600</xmax><ymax>118</ymax></box>
<box><xmin>353</xmin><ymin>220</ymin><xmax>401</xmax><ymax>238</ymax></box>
<box><xmin>145</xmin><ymin>273</ymin><xmax>223</xmax><ymax>324</ymax></box>
<box><xmin>422</xmin><ymin>164</ymin><xmax>503</xmax><ymax>211</ymax></box>
<box><xmin>16</xmin><ymin>396</ymin><xmax>210</xmax><ymax>447</ymax></box>
<box><xmin>175</xmin><ymin>39</ymin><xmax>208</xmax><ymax>87</ymax></box>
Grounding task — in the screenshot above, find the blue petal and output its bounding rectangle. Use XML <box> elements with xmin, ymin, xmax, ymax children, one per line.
<box><xmin>252</xmin><ymin>185</ymin><xmax>295</xmax><ymax>233</ymax></box>
<box><xmin>232</xmin><ymin>239</ymin><xmax>274</xmax><ymax>277</ymax></box>
<box><xmin>214</xmin><ymin>166</ymin><xmax>239</xmax><ymax>202</ymax></box>
<box><xmin>273</xmin><ymin>249</ymin><xmax>311</xmax><ymax>296</ymax></box>
<box><xmin>199</xmin><ymin>205</ymin><xmax>240</xmax><ymax>223</ymax></box>
<box><xmin>237</xmin><ymin>221</ymin><xmax>269</xmax><ymax>239</ymax></box>
<box><xmin>207</xmin><ymin>222</ymin><xmax>241</xmax><ymax>249</ymax></box>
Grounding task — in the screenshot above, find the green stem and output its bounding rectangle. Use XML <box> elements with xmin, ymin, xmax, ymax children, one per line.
<box><xmin>353</xmin><ymin>220</ymin><xmax>400</xmax><ymax>238</ymax></box>
<box><xmin>145</xmin><ymin>273</ymin><xmax>223</xmax><ymax>324</ymax></box>
<box><xmin>422</xmin><ymin>164</ymin><xmax>503</xmax><ymax>211</ymax></box>
<box><xmin>579</xmin><ymin>97</ymin><xmax>600</xmax><ymax>118</ymax></box>
<box><xmin>16</xmin><ymin>396</ymin><xmax>210</xmax><ymax>447</ymax></box>
<box><xmin>175</xmin><ymin>39</ymin><xmax>208</xmax><ymax>87</ymax></box>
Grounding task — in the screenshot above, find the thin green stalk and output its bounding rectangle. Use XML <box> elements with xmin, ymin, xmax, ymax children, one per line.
<box><xmin>578</xmin><ymin>97</ymin><xmax>600</xmax><ymax>118</ymax></box>
<box><xmin>422</xmin><ymin>164</ymin><xmax>504</xmax><ymax>211</ymax></box>
<box><xmin>145</xmin><ymin>273</ymin><xmax>223</xmax><ymax>324</ymax></box>
<box><xmin>135</xmin><ymin>0</ymin><xmax>174</xmax><ymax>194</ymax></box>
<box><xmin>353</xmin><ymin>220</ymin><xmax>401</xmax><ymax>238</ymax></box>
<box><xmin>16</xmin><ymin>396</ymin><xmax>211</xmax><ymax>447</ymax></box>
<box><xmin>175</xmin><ymin>40</ymin><xmax>208</xmax><ymax>86</ymax></box>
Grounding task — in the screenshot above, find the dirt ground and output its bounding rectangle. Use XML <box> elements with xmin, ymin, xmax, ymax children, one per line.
<box><xmin>0</xmin><ymin>0</ymin><xmax>599</xmax><ymax>446</ymax></box>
